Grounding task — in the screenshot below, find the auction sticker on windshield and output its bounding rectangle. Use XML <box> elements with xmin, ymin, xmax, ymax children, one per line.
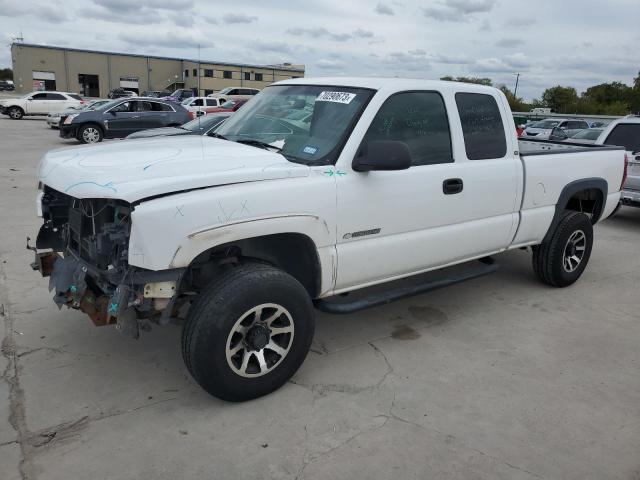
<box><xmin>316</xmin><ymin>91</ymin><xmax>356</xmax><ymax>104</ymax></box>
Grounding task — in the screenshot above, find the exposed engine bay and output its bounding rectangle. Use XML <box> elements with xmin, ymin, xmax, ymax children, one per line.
<box><xmin>31</xmin><ymin>186</ymin><xmax>186</xmax><ymax>338</ymax></box>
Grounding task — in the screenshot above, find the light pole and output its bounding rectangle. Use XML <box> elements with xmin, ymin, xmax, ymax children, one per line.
<box><xmin>513</xmin><ymin>73</ymin><xmax>520</xmax><ymax>98</ymax></box>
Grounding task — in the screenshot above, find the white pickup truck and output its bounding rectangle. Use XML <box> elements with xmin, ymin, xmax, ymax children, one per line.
<box><xmin>31</xmin><ymin>78</ymin><xmax>626</xmax><ymax>401</ymax></box>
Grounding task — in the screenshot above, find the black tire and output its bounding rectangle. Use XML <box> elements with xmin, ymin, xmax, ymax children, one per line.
<box><xmin>8</xmin><ymin>106</ymin><xmax>23</xmax><ymax>120</ymax></box>
<box><xmin>182</xmin><ymin>262</ymin><xmax>314</xmax><ymax>402</ymax></box>
<box><xmin>77</xmin><ymin>124</ymin><xmax>103</xmax><ymax>144</ymax></box>
<box><xmin>532</xmin><ymin>211</ymin><xmax>593</xmax><ymax>287</ymax></box>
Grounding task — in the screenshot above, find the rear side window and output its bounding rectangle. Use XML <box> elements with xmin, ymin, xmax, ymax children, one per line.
<box><xmin>67</xmin><ymin>94</ymin><xmax>82</xmax><ymax>100</ymax></box>
<box><xmin>46</xmin><ymin>93</ymin><xmax>66</xmax><ymax>100</ymax></box>
<box><xmin>455</xmin><ymin>93</ymin><xmax>507</xmax><ymax>160</ymax></box>
<box><xmin>605</xmin><ymin>124</ymin><xmax>640</xmax><ymax>153</ymax></box>
<box><xmin>362</xmin><ymin>91</ymin><xmax>453</xmax><ymax>166</ymax></box>
<box><xmin>151</xmin><ymin>102</ymin><xmax>173</xmax><ymax>112</ymax></box>
<box><xmin>206</xmin><ymin>99</ymin><xmax>218</xmax><ymax>106</ymax></box>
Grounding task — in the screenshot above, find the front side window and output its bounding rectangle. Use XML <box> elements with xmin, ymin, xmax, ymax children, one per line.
<box><xmin>605</xmin><ymin>124</ymin><xmax>640</xmax><ymax>152</ymax></box>
<box><xmin>110</xmin><ymin>101</ymin><xmax>131</xmax><ymax>113</ymax></box>
<box><xmin>216</xmin><ymin>85</ymin><xmax>374</xmax><ymax>165</ymax></box>
<box><xmin>455</xmin><ymin>93</ymin><xmax>507</xmax><ymax>160</ymax></box>
<box><xmin>31</xmin><ymin>93</ymin><xmax>47</xmax><ymax>100</ymax></box>
<box><xmin>361</xmin><ymin>91</ymin><xmax>453</xmax><ymax>166</ymax></box>
<box><xmin>192</xmin><ymin>98</ymin><xmax>204</xmax><ymax>106</ymax></box>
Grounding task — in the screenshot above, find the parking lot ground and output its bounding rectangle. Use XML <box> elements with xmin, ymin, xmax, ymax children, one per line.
<box><xmin>1</xmin><ymin>116</ymin><xmax>639</xmax><ymax>480</ymax></box>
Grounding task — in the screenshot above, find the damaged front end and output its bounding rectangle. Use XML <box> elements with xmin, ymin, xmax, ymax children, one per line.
<box><xmin>30</xmin><ymin>186</ymin><xmax>185</xmax><ymax>338</ymax></box>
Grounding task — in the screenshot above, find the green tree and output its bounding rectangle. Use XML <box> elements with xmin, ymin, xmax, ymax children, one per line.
<box><xmin>498</xmin><ymin>85</ymin><xmax>529</xmax><ymax>111</ymax></box>
<box><xmin>541</xmin><ymin>86</ymin><xmax>579</xmax><ymax>113</ymax></box>
<box><xmin>0</xmin><ymin>68</ymin><xmax>12</xmax><ymax>81</ymax></box>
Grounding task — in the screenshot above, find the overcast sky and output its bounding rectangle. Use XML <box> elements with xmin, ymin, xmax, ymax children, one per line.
<box><xmin>1</xmin><ymin>0</ymin><xmax>638</xmax><ymax>100</ymax></box>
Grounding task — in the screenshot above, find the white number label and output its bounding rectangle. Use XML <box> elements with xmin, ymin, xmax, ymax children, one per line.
<box><xmin>316</xmin><ymin>91</ymin><xmax>356</xmax><ymax>104</ymax></box>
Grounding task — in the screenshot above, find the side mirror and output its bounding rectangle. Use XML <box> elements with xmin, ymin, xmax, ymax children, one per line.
<box><xmin>109</xmin><ymin>110</ymin><xmax>117</xmax><ymax>115</ymax></box>
<box><xmin>27</xmin><ymin>98</ymin><xmax>33</xmax><ymax>101</ymax></box>
<box><xmin>352</xmin><ymin>140</ymin><xmax>412</xmax><ymax>172</ymax></box>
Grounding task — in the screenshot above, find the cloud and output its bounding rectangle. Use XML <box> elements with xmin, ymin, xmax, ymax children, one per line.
<box><xmin>222</xmin><ymin>13</ymin><xmax>257</xmax><ymax>24</ymax></box>
<box><xmin>118</xmin><ymin>30</ymin><xmax>210</xmax><ymax>49</ymax></box>
<box><xmin>423</xmin><ymin>0</ymin><xmax>496</xmax><ymax>22</ymax></box>
<box><xmin>495</xmin><ymin>38</ymin><xmax>525</xmax><ymax>48</ymax></box>
<box><xmin>0</xmin><ymin>1</ymin><xmax>68</xmax><ymax>22</ymax></box>
<box><xmin>202</xmin><ymin>15</ymin><xmax>218</xmax><ymax>24</ymax></box>
<box><xmin>382</xmin><ymin>50</ymin><xmax>432</xmax><ymax>71</ymax></box>
<box><xmin>286</xmin><ymin>27</ymin><xmax>375</xmax><ymax>42</ymax></box>
<box><xmin>375</xmin><ymin>3</ymin><xmax>394</xmax><ymax>15</ymax></box>
<box><xmin>479</xmin><ymin>19</ymin><xmax>491</xmax><ymax>31</ymax></box>
<box><xmin>473</xmin><ymin>52</ymin><xmax>530</xmax><ymax>73</ymax></box>
<box><xmin>92</xmin><ymin>0</ymin><xmax>193</xmax><ymax>12</ymax></box>
<box><xmin>251</xmin><ymin>41</ymin><xmax>294</xmax><ymax>55</ymax></box>
<box><xmin>506</xmin><ymin>17</ymin><xmax>536</xmax><ymax>27</ymax></box>
<box><xmin>79</xmin><ymin>5</ymin><xmax>163</xmax><ymax>24</ymax></box>
<box><xmin>353</xmin><ymin>28</ymin><xmax>374</xmax><ymax>38</ymax></box>
<box><xmin>316</xmin><ymin>59</ymin><xmax>346</xmax><ymax>70</ymax></box>
<box><xmin>169</xmin><ymin>12</ymin><xmax>194</xmax><ymax>27</ymax></box>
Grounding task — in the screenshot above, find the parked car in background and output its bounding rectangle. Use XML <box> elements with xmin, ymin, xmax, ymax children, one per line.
<box><xmin>0</xmin><ymin>91</ymin><xmax>84</xmax><ymax>119</ymax></box>
<box><xmin>163</xmin><ymin>89</ymin><xmax>196</xmax><ymax>103</ymax></box>
<box><xmin>107</xmin><ymin>88</ymin><xmax>138</xmax><ymax>99</ymax></box>
<box><xmin>126</xmin><ymin>112</ymin><xmax>231</xmax><ymax>139</ymax></box>
<box><xmin>141</xmin><ymin>90</ymin><xmax>172</xmax><ymax>98</ymax></box>
<box><xmin>207</xmin><ymin>87</ymin><xmax>259</xmax><ymax>101</ymax></box>
<box><xmin>0</xmin><ymin>80</ymin><xmax>14</xmax><ymax>91</ymax></box>
<box><xmin>46</xmin><ymin>99</ymin><xmax>111</xmax><ymax>129</ymax></box>
<box><xmin>192</xmin><ymin>99</ymin><xmax>247</xmax><ymax>119</ymax></box>
<box><xmin>59</xmin><ymin>98</ymin><xmax>190</xmax><ymax>144</ymax></box>
<box><xmin>566</xmin><ymin>128</ymin><xmax>604</xmax><ymax>144</ymax></box>
<box><xmin>596</xmin><ymin>116</ymin><xmax>640</xmax><ymax>209</ymax></box>
<box><xmin>549</xmin><ymin>126</ymin><xmax>588</xmax><ymax>142</ymax></box>
<box><xmin>181</xmin><ymin>97</ymin><xmax>228</xmax><ymax>117</ymax></box>
<box><xmin>522</xmin><ymin>119</ymin><xmax>590</xmax><ymax>140</ymax></box>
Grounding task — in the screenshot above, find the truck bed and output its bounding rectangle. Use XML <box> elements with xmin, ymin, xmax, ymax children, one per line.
<box><xmin>510</xmin><ymin>138</ymin><xmax>626</xmax><ymax>247</ymax></box>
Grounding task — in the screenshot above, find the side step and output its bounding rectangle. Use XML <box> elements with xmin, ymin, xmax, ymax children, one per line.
<box><xmin>314</xmin><ymin>258</ymin><xmax>498</xmax><ymax>314</ymax></box>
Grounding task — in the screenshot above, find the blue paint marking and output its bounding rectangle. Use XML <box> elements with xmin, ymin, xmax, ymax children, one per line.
<box><xmin>65</xmin><ymin>181</ymin><xmax>117</xmax><ymax>193</ymax></box>
<box><xmin>108</xmin><ymin>303</ymin><xmax>119</xmax><ymax>315</ymax></box>
<box><xmin>69</xmin><ymin>285</ymin><xmax>77</xmax><ymax>293</ymax></box>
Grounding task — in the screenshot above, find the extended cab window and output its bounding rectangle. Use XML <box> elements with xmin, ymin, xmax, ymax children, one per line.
<box><xmin>362</xmin><ymin>91</ymin><xmax>453</xmax><ymax>166</ymax></box>
<box><xmin>605</xmin><ymin>124</ymin><xmax>640</xmax><ymax>153</ymax></box>
<box><xmin>455</xmin><ymin>93</ymin><xmax>507</xmax><ymax>160</ymax></box>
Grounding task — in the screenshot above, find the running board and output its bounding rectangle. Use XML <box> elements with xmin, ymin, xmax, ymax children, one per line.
<box><xmin>314</xmin><ymin>258</ymin><xmax>498</xmax><ymax>314</ymax></box>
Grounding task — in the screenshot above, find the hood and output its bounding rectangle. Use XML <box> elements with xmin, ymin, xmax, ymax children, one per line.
<box><xmin>38</xmin><ymin>135</ymin><xmax>310</xmax><ymax>203</ymax></box>
<box><xmin>126</xmin><ymin>127</ymin><xmax>190</xmax><ymax>139</ymax></box>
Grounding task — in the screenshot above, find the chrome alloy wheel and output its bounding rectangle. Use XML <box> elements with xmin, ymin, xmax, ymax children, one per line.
<box><xmin>225</xmin><ymin>303</ymin><xmax>295</xmax><ymax>378</ymax></box>
<box><xmin>563</xmin><ymin>230</ymin><xmax>586</xmax><ymax>273</ymax></box>
<box><xmin>82</xmin><ymin>127</ymin><xmax>100</xmax><ymax>143</ymax></box>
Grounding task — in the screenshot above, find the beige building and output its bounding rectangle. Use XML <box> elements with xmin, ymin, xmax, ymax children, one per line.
<box><xmin>11</xmin><ymin>43</ymin><xmax>304</xmax><ymax>97</ymax></box>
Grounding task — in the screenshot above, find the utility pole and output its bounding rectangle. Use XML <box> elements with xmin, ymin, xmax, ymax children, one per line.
<box><xmin>513</xmin><ymin>73</ymin><xmax>520</xmax><ymax>98</ymax></box>
<box><xmin>197</xmin><ymin>44</ymin><xmax>201</xmax><ymax>97</ymax></box>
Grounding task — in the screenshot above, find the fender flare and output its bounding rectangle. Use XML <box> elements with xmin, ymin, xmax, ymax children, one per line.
<box><xmin>544</xmin><ymin>177</ymin><xmax>607</xmax><ymax>241</ymax></box>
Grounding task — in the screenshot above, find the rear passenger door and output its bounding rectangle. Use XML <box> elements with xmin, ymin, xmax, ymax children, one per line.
<box><xmin>334</xmin><ymin>90</ymin><xmax>519</xmax><ymax>291</ymax></box>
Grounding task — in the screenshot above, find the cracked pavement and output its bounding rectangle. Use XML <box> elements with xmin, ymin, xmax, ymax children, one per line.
<box><xmin>1</xmin><ymin>115</ymin><xmax>640</xmax><ymax>479</ymax></box>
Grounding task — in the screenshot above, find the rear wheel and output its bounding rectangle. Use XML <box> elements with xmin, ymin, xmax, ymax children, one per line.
<box><xmin>8</xmin><ymin>107</ymin><xmax>23</xmax><ymax>120</ymax></box>
<box><xmin>182</xmin><ymin>263</ymin><xmax>314</xmax><ymax>402</ymax></box>
<box><xmin>77</xmin><ymin>124</ymin><xmax>103</xmax><ymax>144</ymax></box>
<box><xmin>532</xmin><ymin>211</ymin><xmax>593</xmax><ymax>287</ymax></box>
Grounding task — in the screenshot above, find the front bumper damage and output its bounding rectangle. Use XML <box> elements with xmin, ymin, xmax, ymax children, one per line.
<box><xmin>31</xmin><ymin>248</ymin><xmax>185</xmax><ymax>338</ymax></box>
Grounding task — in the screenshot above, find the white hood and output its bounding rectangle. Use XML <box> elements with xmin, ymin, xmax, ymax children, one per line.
<box><xmin>37</xmin><ymin>136</ymin><xmax>310</xmax><ymax>203</ymax></box>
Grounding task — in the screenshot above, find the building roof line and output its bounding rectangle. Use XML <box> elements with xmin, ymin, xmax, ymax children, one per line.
<box><xmin>11</xmin><ymin>42</ymin><xmax>305</xmax><ymax>73</ymax></box>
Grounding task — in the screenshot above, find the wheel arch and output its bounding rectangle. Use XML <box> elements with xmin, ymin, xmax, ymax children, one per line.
<box><xmin>185</xmin><ymin>232</ymin><xmax>324</xmax><ymax>298</ymax></box>
<box><xmin>544</xmin><ymin>177</ymin><xmax>607</xmax><ymax>241</ymax></box>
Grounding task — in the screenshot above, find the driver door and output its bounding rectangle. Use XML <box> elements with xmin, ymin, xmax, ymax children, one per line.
<box><xmin>26</xmin><ymin>93</ymin><xmax>48</xmax><ymax>114</ymax></box>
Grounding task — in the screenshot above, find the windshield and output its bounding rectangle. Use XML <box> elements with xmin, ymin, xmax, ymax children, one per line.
<box><xmin>571</xmin><ymin>129</ymin><xmax>602</xmax><ymax>140</ymax></box>
<box><xmin>218</xmin><ymin>87</ymin><xmax>233</xmax><ymax>95</ymax></box>
<box><xmin>216</xmin><ymin>85</ymin><xmax>374</xmax><ymax>165</ymax></box>
<box><xmin>182</xmin><ymin>114</ymin><xmax>229</xmax><ymax>131</ymax></box>
<box><xmin>181</xmin><ymin>98</ymin><xmax>192</xmax><ymax>105</ymax></box>
<box><xmin>531</xmin><ymin>120</ymin><xmax>560</xmax><ymax>129</ymax></box>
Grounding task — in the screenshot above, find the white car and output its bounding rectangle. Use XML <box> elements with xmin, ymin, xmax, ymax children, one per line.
<box><xmin>181</xmin><ymin>96</ymin><xmax>228</xmax><ymax>117</ymax></box>
<box><xmin>595</xmin><ymin>116</ymin><xmax>640</xmax><ymax>208</ymax></box>
<box><xmin>31</xmin><ymin>78</ymin><xmax>625</xmax><ymax>401</ymax></box>
<box><xmin>207</xmin><ymin>87</ymin><xmax>260</xmax><ymax>101</ymax></box>
<box><xmin>0</xmin><ymin>91</ymin><xmax>84</xmax><ymax>119</ymax></box>
<box><xmin>522</xmin><ymin>118</ymin><xmax>590</xmax><ymax>140</ymax></box>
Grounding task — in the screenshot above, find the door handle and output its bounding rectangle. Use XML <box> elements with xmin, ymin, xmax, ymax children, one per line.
<box><xmin>443</xmin><ymin>178</ymin><xmax>463</xmax><ymax>195</ymax></box>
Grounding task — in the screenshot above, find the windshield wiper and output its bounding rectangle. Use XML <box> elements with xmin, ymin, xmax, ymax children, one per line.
<box><xmin>235</xmin><ymin>139</ymin><xmax>283</xmax><ymax>152</ymax></box>
<box><xmin>208</xmin><ymin>132</ymin><xmax>229</xmax><ymax>140</ymax></box>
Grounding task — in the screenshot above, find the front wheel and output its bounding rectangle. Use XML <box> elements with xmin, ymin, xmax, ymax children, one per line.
<box><xmin>8</xmin><ymin>107</ymin><xmax>23</xmax><ymax>120</ymax></box>
<box><xmin>182</xmin><ymin>263</ymin><xmax>314</xmax><ymax>402</ymax></box>
<box><xmin>532</xmin><ymin>211</ymin><xmax>593</xmax><ymax>287</ymax></box>
<box><xmin>77</xmin><ymin>124</ymin><xmax>103</xmax><ymax>144</ymax></box>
